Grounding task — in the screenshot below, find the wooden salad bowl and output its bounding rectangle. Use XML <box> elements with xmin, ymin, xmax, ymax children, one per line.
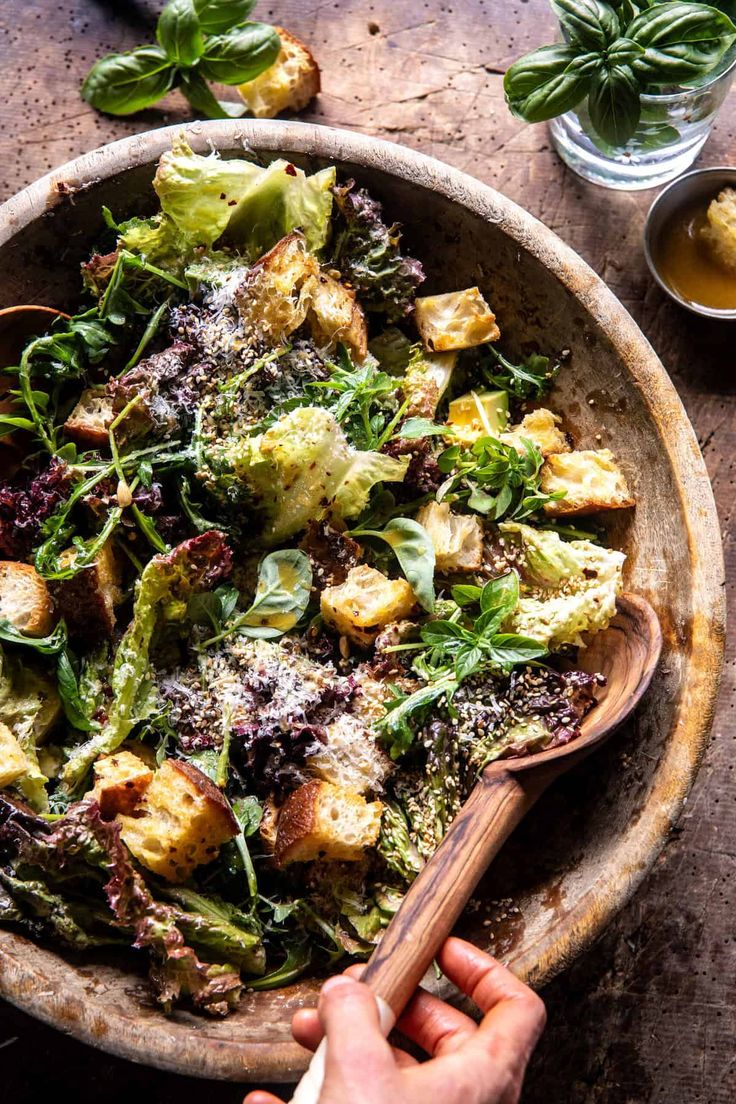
<box><xmin>0</xmin><ymin>122</ymin><xmax>724</xmax><ymax>1082</ymax></box>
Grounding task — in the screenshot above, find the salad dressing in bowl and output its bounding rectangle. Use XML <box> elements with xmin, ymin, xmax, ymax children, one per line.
<box><xmin>653</xmin><ymin>198</ymin><xmax>736</xmax><ymax>312</ymax></box>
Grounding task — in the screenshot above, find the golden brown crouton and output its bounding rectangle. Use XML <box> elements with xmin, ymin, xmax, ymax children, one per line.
<box><xmin>92</xmin><ymin>749</ymin><xmax>154</xmax><ymax>819</ymax></box>
<box><xmin>540</xmin><ymin>449</ymin><xmax>635</xmax><ymax>516</ymax></box>
<box><xmin>0</xmin><ymin>562</ymin><xmax>54</xmax><ymax>637</ymax></box>
<box><xmin>259</xmin><ymin>795</ymin><xmax>281</xmax><ymax>855</ymax></box>
<box><xmin>308</xmin><ymin>714</ymin><xmax>391</xmax><ymax>795</ymax></box>
<box><xmin>118</xmin><ymin>759</ymin><xmax>238</xmax><ymax>883</ymax></box>
<box><xmin>414</xmin><ymin>288</ymin><xmax>500</xmax><ymax>351</ymax></box>
<box><xmin>274</xmin><ymin>780</ymin><xmax>382</xmax><ymax>866</ymax></box>
<box><xmin>51</xmin><ymin>541</ymin><xmax>122</xmax><ymax>640</ymax></box>
<box><xmin>0</xmin><ymin>721</ymin><xmax>31</xmax><ymax>789</ymax></box>
<box><xmin>501</xmin><ymin>408</ymin><xmax>571</xmax><ymax>458</ymax></box>
<box><xmin>235</xmin><ymin>231</ymin><xmax>318</xmax><ymax>346</ymax></box>
<box><xmin>308</xmin><ymin>272</ymin><xmax>368</xmax><ymax>362</ymax></box>
<box><xmin>237</xmin><ymin>27</ymin><xmax>320</xmax><ymax>119</ymax></box>
<box><xmin>320</xmin><ymin>564</ymin><xmax>416</xmax><ymax>648</ymax></box>
<box><xmin>64</xmin><ymin>389</ymin><xmax>115</xmax><ymax>447</ymax></box>
<box><xmin>416</xmin><ymin>501</ymin><xmax>484</xmax><ymax>572</ymax></box>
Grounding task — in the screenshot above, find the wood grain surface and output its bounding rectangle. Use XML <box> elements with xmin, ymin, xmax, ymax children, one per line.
<box><xmin>0</xmin><ymin>2</ymin><xmax>734</xmax><ymax>1102</ymax></box>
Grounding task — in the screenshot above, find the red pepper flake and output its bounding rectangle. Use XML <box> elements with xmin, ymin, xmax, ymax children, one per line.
<box><xmin>284</xmin><ymin>163</ymin><xmax>297</xmax><ymax>177</ymax></box>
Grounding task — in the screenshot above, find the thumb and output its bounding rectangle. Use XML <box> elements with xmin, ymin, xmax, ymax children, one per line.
<box><xmin>319</xmin><ymin>975</ymin><xmax>393</xmax><ymax>1087</ymax></box>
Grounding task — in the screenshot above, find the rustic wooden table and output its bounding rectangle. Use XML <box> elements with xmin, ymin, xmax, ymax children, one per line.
<box><xmin>1</xmin><ymin>1</ymin><xmax>734</xmax><ymax>1101</ymax></box>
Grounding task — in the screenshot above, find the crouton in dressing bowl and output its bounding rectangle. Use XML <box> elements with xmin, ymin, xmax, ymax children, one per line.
<box><xmin>0</xmin><ymin>122</ymin><xmax>723</xmax><ymax>1081</ymax></box>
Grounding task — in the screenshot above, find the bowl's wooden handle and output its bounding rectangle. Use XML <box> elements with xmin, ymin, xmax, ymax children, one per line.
<box><xmin>361</xmin><ymin>767</ymin><xmax>543</xmax><ymax>1015</ymax></box>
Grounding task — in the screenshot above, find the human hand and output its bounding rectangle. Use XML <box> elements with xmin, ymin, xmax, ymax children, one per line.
<box><xmin>244</xmin><ymin>936</ymin><xmax>546</xmax><ymax>1104</ymax></box>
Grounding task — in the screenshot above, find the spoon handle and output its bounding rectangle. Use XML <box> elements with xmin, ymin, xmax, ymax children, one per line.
<box><xmin>360</xmin><ymin>766</ymin><xmax>544</xmax><ymax>1014</ymax></box>
<box><xmin>290</xmin><ymin>767</ymin><xmax>545</xmax><ymax>1103</ymax></box>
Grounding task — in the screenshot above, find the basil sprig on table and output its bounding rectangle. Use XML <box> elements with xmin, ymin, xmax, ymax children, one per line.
<box><xmin>505</xmin><ymin>1</ymin><xmax>736</xmax><ymax>146</ymax></box>
<box><xmin>81</xmin><ymin>0</ymin><xmax>280</xmax><ymax>118</ymax></box>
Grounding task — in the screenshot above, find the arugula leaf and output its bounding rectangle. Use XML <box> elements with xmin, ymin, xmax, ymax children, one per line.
<box><xmin>351</xmin><ymin>517</ymin><xmax>436</xmax><ymax>612</ymax></box>
<box><xmin>395</xmin><ymin>416</ymin><xmax>450</xmax><ymax>440</ymax></box>
<box><xmin>480</xmin><ymin>345</ymin><xmax>558</xmax><ymax>400</ymax></box>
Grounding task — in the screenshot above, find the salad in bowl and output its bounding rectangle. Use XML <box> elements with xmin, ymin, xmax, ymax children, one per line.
<box><xmin>0</xmin><ymin>136</ymin><xmax>634</xmax><ymax>1016</ymax></box>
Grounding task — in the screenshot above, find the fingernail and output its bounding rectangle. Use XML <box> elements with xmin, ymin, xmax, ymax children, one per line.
<box><xmin>321</xmin><ymin>975</ymin><xmax>356</xmax><ymax>996</ymax></box>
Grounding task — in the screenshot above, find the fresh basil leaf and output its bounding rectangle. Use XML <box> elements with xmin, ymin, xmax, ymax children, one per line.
<box><xmin>421</xmin><ymin>620</ymin><xmax>468</xmax><ymax>642</ymax></box>
<box><xmin>187</xmin><ymin>591</ymin><xmax>223</xmax><ymax>629</ymax></box>
<box><xmin>0</xmin><ymin>415</ymin><xmax>36</xmax><ymax>437</ymax></box>
<box><xmin>455</xmin><ymin>645</ymin><xmax>483</xmax><ymax>683</ymax></box>
<box><xmin>629</xmin><ymin>2</ymin><xmax>736</xmax><ymax>82</ymax></box>
<box><xmin>480</xmin><ymin>571</ymin><xmax>520</xmax><ymax>619</ymax></box>
<box><xmin>351</xmin><ymin>518</ymin><xmax>436</xmax><ymax>613</ymax></box>
<box><xmin>237</xmin><ymin>549</ymin><xmax>313</xmax><ymax>639</ymax></box>
<box><xmin>0</xmin><ymin>619</ymin><xmax>67</xmax><ymax>655</ymax></box>
<box><xmin>57</xmin><ymin>649</ymin><xmax>98</xmax><ymax>732</ymax></box>
<box><xmin>186</xmin><ymin>749</ymin><xmax>220</xmax><ymax>781</ymax></box>
<box><xmin>451</xmin><ymin>584</ymin><xmax>483</xmax><ymax>607</ymax></box>
<box><xmin>552</xmin><ymin>0</ymin><xmax>621</xmax><ymax>50</ymax></box>
<box><xmin>199</xmin><ymin>23</ymin><xmax>281</xmax><ymax>84</ymax></box>
<box><xmin>157</xmin><ymin>0</ymin><xmax>204</xmax><ymax>66</ymax></box>
<box><xmin>588</xmin><ymin>63</ymin><xmax>641</xmax><ymax>145</ymax></box>
<box><xmin>194</xmin><ymin>0</ymin><xmax>257</xmax><ymax>33</ymax></box>
<box><xmin>217</xmin><ymin>584</ymin><xmax>240</xmax><ymax>622</ymax></box>
<box><xmin>396</xmin><ymin>417</ymin><xmax>449</xmax><ymax>440</ymax></box>
<box><xmin>179</xmin><ymin>69</ymin><xmax>248</xmax><ymax>118</ymax></box>
<box><xmin>81</xmin><ymin>46</ymin><xmax>175</xmax><ymax>115</ymax></box>
<box><xmin>505</xmin><ymin>44</ymin><xmax>591</xmax><ymax>122</ymax></box>
<box><xmin>231</xmin><ymin>795</ymin><xmax>263</xmax><ymax>837</ymax></box>
<box><xmin>605</xmin><ymin>36</ymin><xmax>646</xmax><ymax>66</ymax></box>
<box><xmin>487</xmin><ymin>633</ymin><xmax>548</xmax><ymax>672</ymax></box>
<box><xmin>564</xmin><ymin>50</ymin><xmax>606</xmax><ymax>79</ymax></box>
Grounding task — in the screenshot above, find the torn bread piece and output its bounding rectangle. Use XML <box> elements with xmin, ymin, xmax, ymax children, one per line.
<box><xmin>308</xmin><ymin>272</ymin><xmax>368</xmax><ymax>362</ymax></box>
<box><xmin>0</xmin><ymin>562</ymin><xmax>54</xmax><ymax>637</ymax></box>
<box><xmin>274</xmin><ymin>780</ymin><xmax>382</xmax><ymax>866</ymax></box>
<box><xmin>320</xmin><ymin>564</ymin><xmax>416</xmax><ymax>648</ymax></box>
<box><xmin>308</xmin><ymin>714</ymin><xmax>391</xmax><ymax>795</ymax></box>
<box><xmin>118</xmin><ymin>759</ymin><xmax>238</xmax><ymax>883</ymax></box>
<box><xmin>92</xmin><ymin>749</ymin><xmax>155</xmax><ymax>818</ymax></box>
<box><xmin>0</xmin><ymin>721</ymin><xmax>32</xmax><ymax>789</ymax></box>
<box><xmin>540</xmin><ymin>449</ymin><xmax>634</xmax><ymax>516</ymax></box>
<box><xmin>237</xmin><ymin>27</ymin><xmax>320</xmax><ymax>119</ymax></box>
<box><xmin>414</xmin><ymin>288</ymin><xmax>500</xmax><ymax>351</ymax></box>
<box><xmin>416</xmin><ymin>501</ymin><xmax>484</xmax><ymax>573</ymax></box>
<box><xmin>51</xmin><ymin>540</ymin><xmax>122</xmax><ymax>639</ymax></box>
<box><xmin>64</xmin><ymin>389</ymin><xmax>115</xmax><ymax>447</ymax></box>
<box><xmin>501</xmin><ymin>408</ymin><xmax>571</xmax><ymax>458</ymax></box>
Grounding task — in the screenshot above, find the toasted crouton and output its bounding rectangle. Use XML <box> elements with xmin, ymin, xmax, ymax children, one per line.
<box><xmin>0</xmin><ymin>562</ymin><xmax>54</xmax><ymax>637</ymax></box>
<box><xmin>0</xmin><ymin>721</ymin><xmax>31</xmax><ymax>789</ymax></box>
<box><xmin>501</xmin><ymin>408</ymin><xmax>571</xmax><ymax>458</ymax></box>
<box><xmin>414</xmin><ymin>288</ymin><xmax>500</xmax><ymax>352</ymax></box>
<box><xmin>308</xmin><ymin>714</ymin><xmax>391</xmax><ymax>795</ymax></box>
<box><xmin>308</xmin><ymin>272</ymin><xmax>368</xmax><ymax>362</ymax></box>
<box><xmin>320</xmin><ymin>564</ymin><xmax>416</xmax><ymax>648</ymax></box>
<box><xmin>235</xmin><ymin>231</ymin><xmax>318</xmax><ymax>345</ymax></box>
<box><xmin>259</xmin><ymin>795</ymin><xmax>281</xmax><ymax>854</ymax></box>
<box><xmin>118</xmin><ymin>759</ymin><xmax>238</xmax><ymax>883</ymax></box>
<box><xmin>51</xmin><ymin>540</ymin><xmax>122</xmax><ymax>640</ymax></box>
<box><xmin>416</xmin><ymin>501</ymin><xmax>483</xmax><ymax>572</ymax></box>
<box><xmin>92</xmin><ymin>749</ymin><xmax>154</xmax><ymax>818</ymax></box>
<box><xmin>64</xmin><ymin>389</ymin><xmax>115</xmax><ymax>447</ymax></box>
<box><xmin>274</xmin><ymin>780</ymin><xmax>382</xmax><ymax>866</ymax></box>
<box><xmin>540</xmin><ymin>449</ymin><xmax>634</xmax><ymax>516</ymax></box>
<box><xmin>237</xmin><ymin>27</ymin><xmax>320</xmax><ymax>120</ymax></box>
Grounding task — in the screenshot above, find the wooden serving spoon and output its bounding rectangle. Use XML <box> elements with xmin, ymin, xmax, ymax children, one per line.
<box><xmin>291</xmin><ymin>592</ymin><xmax>662</xmax><ymax>1103</ymax></box>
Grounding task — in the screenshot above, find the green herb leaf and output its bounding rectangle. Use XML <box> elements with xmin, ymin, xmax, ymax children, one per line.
<box><xmin>157</xmin><ymin>0</ymin><xmax>204</xmax><ymax>66</ymax></box>
<box><xmin>450</xmin><ymin>584</ymin><xmax>483</xmax><ymax>607</ymax></box>
<box><xmin>605</xmin><ymin>35</ymin><xmax>646</xmax><ymax>67</ymax></box>
<box><xmin>480</xmin><ymin>345</ymin><xmax>558</xmax><ymax>399</ymax></box>
<box><xmin>57</xmin><ymin>649</ymin><xmax>98</xmax><ymax>732</ymax></box>
<box><xmin>221</xmin><ymin>549</ymin><xmax>313</xmax><ymax>641</ymax></box>
<box><xmin>395</xmin><ymin>416</ymin><xmax>450</xmax><ymax>440</ymax></box>
<box><xmin>351</xmin><ymin>517</ymin><xmax>436</xmax><ymax>612</ymax></box>
<box><xmin>552</xmin><ymin>0</ymin><xmax>621</xmax><ymax>50</ymax></box>
<box><xmin>629</xmin><ymin>1</ymin><xmax>736</xmax><ymax>83</ymax></box>
<box><xmin>179</xmin><ymin>70</ymin><xmax>248</xmax><ymax>118</ymax></box>
<box><xmin>194</xmin><ymin>0</ymin><xmax>257</xmax><ymax>33</ymax></box>
<box><xmin>199</xmin><ymin>23</ymin><xmax>281</xmax><ymax>84</ymax></box>
<box><xmin>487</xmin><ymin>633</ymin><xmax>549</xmax><ymax>672</ymax></box>
<box><xmin>231</xmin><ymin>795</ymin><xmax>263</xmax><ymax>837</ymax></box>
<box><xmin>0</xmin><ymin>620</ymin><xmax>67</xmax><ymax>655</ymax></box>
<box><xmin>81</xmin><ymin>46</ymin><xmax>175</xmax><ymax>115</ymax></box>
<box><xmin>588</xmin><ymin>63</ymin><xmax>641</xmax><ymax>145</ymax></box>
<box><xmin>504</xmin><ymin>43</ymin><xmax>592</xmax><ymax>122</ymax></box>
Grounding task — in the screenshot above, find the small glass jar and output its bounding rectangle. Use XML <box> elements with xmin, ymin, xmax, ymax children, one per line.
<box><xmin>549</xmin><ymin>52</ymin><xmax>736</xmax><ymax>191</ymax></box>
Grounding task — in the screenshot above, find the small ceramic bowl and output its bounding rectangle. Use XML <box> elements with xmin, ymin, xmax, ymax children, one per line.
<box><xmin>644</xmin><ymin>165</ymin><xmax>736</xmax><ymax>320</ymax></box>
